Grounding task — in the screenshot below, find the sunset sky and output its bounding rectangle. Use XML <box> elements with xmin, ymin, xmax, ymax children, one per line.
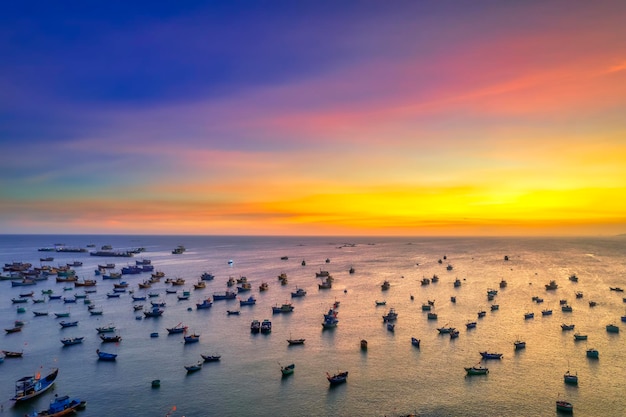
<box><xmin>1</xmin><ymin>1</ymin><xmax>625</xmax><ymax>236</ymax></box>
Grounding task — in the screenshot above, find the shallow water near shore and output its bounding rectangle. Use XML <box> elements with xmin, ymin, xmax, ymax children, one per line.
<box><xmin>1</xmin><ymin>235</ymin><xmax>625</xmax><ymax>416</ymax></box>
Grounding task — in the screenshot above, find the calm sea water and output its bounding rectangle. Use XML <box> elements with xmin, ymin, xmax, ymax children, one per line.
<box><xmin>0</xmin><ymin>235</ymin><xmax>625</xmax><ymax>417</ymax></box>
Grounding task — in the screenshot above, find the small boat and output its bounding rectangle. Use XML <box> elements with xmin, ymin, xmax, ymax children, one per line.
<box><xmin>514</xmin><ymin>340</ymin><xmax>526</xmax><ymax>350</ymax></box>
<box><xmin>184</xmin><ymin>361</ymin><xmax>203</xmax><ymax>372</ymax></box>
<box><xmin>193</xmin><ymin>281</ymin><xmax>206</xmax><ymax>289</ymax></box>
<box><xmin>589</xmin><ymin>301</ymin><xmax>597</xmax><ymax>307</ymax></box>
<box><xmin>499</xmin><ymin>279</ymin><xmax>507</xmax><ymax>288</ymax></box>
<box><xmin>466</xmin><ymin>321</ymin><xmax>477</xmax><ymax>329</ymax></box>
<box><xmin>201</xmin><ymin>354</ymin><xmax>221</xmax><ymax>362</ymax></box>
<box><xmin>151</xmin><ymin>379</ymin><xmax>160</xmax><ymax>387</ymax></box>
<box><xmin>196</xmin><ymin>299</ymin><xmax>213</xmax><ymax>309</ymax></box>
<box><xmin>574</xmin><ymin>333</ymin><xmax>588</xmax><ymax>341</ymax></box>
<box><xmin>97</xmin><ymin>349</ymin><xmax>117</xmax><ymax>361</ymax></box>
<box><xmin>12</xmin><ymin>298</ymin><xmax>28</xmax><ymax>304</ymax></box>
<box><xmin>575</xmin><ymin>291</ymin><xmax>583</xmax><ymax>298</ymax></box>
<box><xmin>564</xmin><ymin>370</ymin><xmax>578</xmax><ymax>385</ymax></box>
<box><xmin>427</xmin><ymin>312</ymin><xmax>438</xmax><ymax>320</ymax></box>
<box><xmin>227</xmin><ymin>310</ymin><xmax>240</xmax><ymax>315</ymax></box>
<box><xmin>61</xmin><ymin>336</ymin><xmax>84</xmax><ymax>346</ymax></box>
<box><xmin>259</xmin><ymin>282</ymin><xmax>269</xmax><ymax>291</ymax></box>
<box><xmin>184</xmin><ymin>333</ymin><xmax>200</xmax><ymax>343</ymax></box>
<box><xmin>542</xmin><ymin>309</ymin><xmax>553</xmax><ymax>316</ymax></box>
<box><xmin>387</xmin><ymin>323</ymin><xmax>395</xmax><ymax>332</ymax></box>
<box><xmin>450</xmin><ymin>329</ymin><xmax>460</xmax><ymax>339</ymax></box>
<box><xmin>144</xmin><ymin>307</ymin><xmax>164</xmax><ymax>317</ymax></box>
<box><xmin>606</xmin><ymin>324</ymin><xmax>620</xmax><ymax>333</ymax></box>
<box><xmin>453</xmin><ymin>278</ymin><xmax>461</xmax><ymax>287</ymax></box>
<box><xmin>301</xmin><ymin>260</ymin><xmax>306</xmax><ymax>266</ymax></box>
<box><xmin>375</xmin><ymin>300</ymin><xmax>387</xmax><ymax>306</ymax></box>
<box><xmin>411</xmin><ymin>337</ymin><xmax>420</xmax><ymax>348</ymax></box>
<box><xmin>25</xmin><ymin>394</ymin><xmax>86</xmax><ymax>417</ymax></box>
<box><xmin>327</xmin><ymin>371</ymin><xmax>348</xmax><ymax>385</ymax></box>
<box><xmin>361</xmin><ymin>339</ymin><xmax>368</xmax><ymax>350</ymax></box>
<box><xmin>561</xmin><ymin>323</ymin><xmax>575</xmax><ymax>331</ymax></box>
<box><xmin>545</xmin><ymin>280</ymin><xmax>558</xmax><ymax>290</ymax></box>
<box><xmin>250</xmin><ymin>320</ymin><xmax>261</xmax><ymax>333</ymax></box>
<box><xmin>33</xmin><ymin>311</ymin><xmax>49</xmax><ymax>317</ymax></box>
<box><xmin>382</xmin><ymin>308</ymin><xmax>398</xmax><ymax>322</ymax></box>
<box><xmin>556</xmin><ymin>400</ymin><xmax>574</xmax><ymax>413</ymax></box>
<box><xmin>610</xmin><ymin>287</ymin><xmax>624</xmax><ymax>292</ymax></box>
<box><xmin>59</xmin><ymin>321</ymin><xmax>78</xmax><ymax>328</ymax></box>
<box><xmin>281</xmin><ymin>363</ymin><xmax>295</xmax><ymax>376</ymax></box>
<box><xmin>200</xmin><ymin>272</ymin><xmax>214</xmax><ymax>281</ymax></box>
<box><xmin>212</xmin><ymin>291</ymin><xmax>237</xmax><ymax>300</ymax></box>
<box><xmin>12</xmin><ymin>368</ymin><xmax>59</xmax><ymax>402</ymax></box>
<box><xmin>100</xmin><ymin>334</ymin><xmax>122</xmax><ymax>343</ymax></box>
<box><xmin>381</xmin><ymin>280</ymin><xmax>390</xmax><ymax>290</ymax></box>
<box><xmin>479</xmin><ymin>351</ymin><xmax>503</xmax><ymax>360</ymax></box>
<box><xmin>477</xmin><ymin>310</ymin><xmax>487</xmax><ymax>318</ymax></box>
<box><xmin>287</xmin><ymin>338</ymin><xmax>306</xmax><ymax>345</ymax></box>
<box><xmin>437</xmin><ymin>326</ymin><xmax>455</xmax><ymax>334</ymax></box>
<box><xmin>524</xmin><ymin>312</ymin><xmax>534</xmax><ymax>319</ymax></box>
<box><xmin>3</xmin><ymin>350</ymin><xmax>24</xmax><ymax>357</ymax></box>
<box><xmin>166</xmin><ymin>323</ymin><xmax>188</xmax><ymax>334</ymax></box>
<box><xmin>291</xmin><ymin>287</ymin><xmax>307</xmax><ymax>298</ymax></box>
<box><xmin>150</xmin><ymin>332</ymin><xmax>159</xmax><ymax>338</ymax></box>
<box><xmin>106</xmin><ymin>292</ymin><xmax>121</xmax><ymax>298</ymax></box>
<box><xmin>96</xmin><ymin>325</ymin><xmax>116</xmax><ymax>333</ymax></box>
<box><xmin>465</xmin><ymin>365</ymin><xmax>489</xmax><ymax>375</ymax></box>
<box><xmin>586</xmin><ymin>348</ymin><xmax>599</xmax><ymax>358</ymax></box>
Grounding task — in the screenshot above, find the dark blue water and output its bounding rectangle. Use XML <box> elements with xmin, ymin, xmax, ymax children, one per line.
<box><xmin>0</xmin><ymin>235</ymin><xmax>625</xmax><ymax>416</ymax></box>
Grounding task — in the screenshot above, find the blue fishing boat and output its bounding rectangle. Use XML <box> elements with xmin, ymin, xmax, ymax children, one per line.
<box><xmin>196</xmin><ymin>299</ymin><xmax>213</xmax><ymax>309</ymax></box>
<box><xmin>239</xmin><ymin>296</ymin><xmax>256</xmax><ymax>306</ymax></box>
<box><xmin>213</xmin><ymin>291</ymin><xmax>237</xmax><ymax>300</ymax></box>
<box><xmin>479</xmin><ymin>351</ymin><xmax>503</xmax><ymax>359</ymax></box>
<box><xmin>281</xmin><ymin>363</ymin><xmax>295</xmax><ymax>376</ymax></box>
<box><xmin>261</xmin><ymin>319</ymin><xmax>272</xmax><ymax>333</ymax></box>
<box><xmin>144</xmin><ymin>307</ymin><xmax>164</xmax><ymax>317</ymax></box>
<box><xmin>291</xmin><ymin>288</ymin><xmax>307</xmax><ymax>298</ymax></box>
<box><xmin>166</xmin><ymin>323</ymin><xmax>188</xmax><ymax>334</ymax></box>
<box><xmin>59</xmin><ymin>321</ymin><xmax>78</xmax><ymax>328</ymax></box>
<box><xmin>184</xmin><ymin>333</ymin><xmax>200</xmax><ymax>343</ymax></box>
<box><xmin>25</xmin><ymin>394</ymin><xmax>86</xmax><ymax>417</ymax></box>
<box><xmin>11</xmin><ymin>368</ymin><xmax>59</xmax><ymax>402</ymax></box>
<box><xmin>61</xmin><ymin>336</ymin><xmax>84</xmax><ymax>346</ymax></box>
<box><xmin>185</xmin><ymin>361</ymin><xmax>203</xmax><ymax>372</ymax></box>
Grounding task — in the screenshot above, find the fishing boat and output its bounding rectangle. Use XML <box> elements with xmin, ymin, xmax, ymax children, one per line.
<box><xmin>606</xmin><ymin>323</ymin><xmax>620</xmax><ymax>333</ymax></box>
<box><xmin>453</xmin><ymin>278</ymin><xmax>461</xmax><ymax>287</ymax></box>
<box><xmin>212</xmin><ymin>291</ymin><xmax>237</xmax><ymax>300</ymax></box>
<box><xmin>479</xmin><ymin>351</ymin><xmax>503</xmax><ymax>360</ymax></box>
<box><xmin>3</xmin><ymin>350</ymin><xmax>24</xmax><ymax>358</ymax></box>
<box><xmin>239</xmin><ymin>296</ymin><xmax>256</xmax><ymax>306</ymax></box>
<box><xmin>25</xmin><ymin>394</ymin><xmax>86</xmax><ymax>417</ymax></box>
<box><xmin>100</xmin><ymin>334</ymin><xmax>122</xmax><ymax>343</ymax></box>
<box><xmin>561</xmin><ymin>323</ymin><xmax>575</xmax><ymax>331</ymax></box>
<box><xmin>411</xmin><ymin>337</ymin><xmax>420</xmax><ymax>348</ymax></box>
<box><xmin>144</xmin><ymin>307</ymin><xmax>164</xmax><ymax>317</ymax></box>
<box><xmin>524</xmin><ymin>312</ymin><xmax>534</xmax><ymax>319</ymax></box>
<box><xmin>382</xmin><ymin>308</ymin><xmax>398</xmax><ymax>322</ymax></box>
<box><xmin>5</xmin><ymin>326</ymin><xmax>23</xmax><ymax>333</ymax></box>
<box><xmin>381</xmin><ymin>280</ymin><xmax>390</xmax><ymax>290</ymax></box>
<box><xmin>291</xmin><ymin>287</ymin><xmax>307</xmax><ymax>298</ymax></box>
<box><xmin>183</xmin><ymin>333</ymin><xmax>200</xmax><ymax>343</ymax></box>
<box><xmin>261</xmin><ymin>319</ymin><xmax>272</xmax><ymax>333</ymax></box>
<box><xmin>250</xmin><ymin>320</ymin><xmax>261</xmax><ymax>333</ymax></box>
<box><xmin>61</xmin><ymin>336</ymin><xmax>84</xmax><ymax>346</ymax></box>
<box><xmin>610</xmin><ymin>287</ymin><xmax>624</xmax><ymax>292</ymax></box>
<box><xmin>227</xmin><ymin>310</ymin><xmax>240</xmax><ymax>315</ymax></box>
<box><xmin>437</xmin><ymin>326</ymin><xmax>455</xmax><ymax>334</ymax></box>
<box><xmin>466</xmin><ymin>321</ymin><xmax>477</xmax><ymax>329</ymax></box>
<box><xmin>545</xmin><ymin>280</ymin><xmax>558</xmax><ymax>290</ymax></box>
<box><xmin>200</xmin><ymin>272</ymin><xmax>214</xmax><ymax>281</ymax></box>
<box><xmin>574</xmin><ymin>333</ymin><xmax>588</xmax><ymax>341</ymax></box>
<box><xmin>514</xmin><ymin>340</ymin><xmax>526</xmax><ymax>350</ymax></box>
<box><xmin>287</xmin><ymin>338</ymin><xmax>305</xmax><ymax>345</ymax></box>
<box><xmin>586</xmin><ymin>348</ymin><xmax>599</xmax><ymax>358</ymax></box>
<box><xmin>184</xmin><ymin>361</ymin><xmax>203</xmax><ymax>373</ymax></box>
<box><xmin>375</xmin><ymin>300</ymin><xmax>387</xmax><ymax>306</ymax></box>
<box><xmin>361</xmin><ymin>339</ymin><xmax>368</xmax><ymax>350</ymax></box>
<box><xmin>11</xmin><ymin>368</ymin><xmax>59</xmax><ymax>402</ymax></box>
<box><xmin>59</xmin><ymin>321</ymin><xmax>78</xmax><ymax>328</ymax></box>
<box><xmin>201</xmin><ymin>354</ymin><xmax>221</xmax><ymax>362</ymax></box>
<box><xmin>556</xmin><ymin>400</ymin><xmax>573</xmax><ymax>413</ymax></box>
<box><xmin>196</xmin><ymin>299</ymin><xmax>213</xmax><ymax>309</ymax></box>
<box><xmin>327</xmin><ymin>371</ymin><xmax>348</xmax><ymax>385</ymax></box>
<box><xmin>272</xmin><ymin>303</ymin><xmax>294</xmax><ymax>314</ymax></box>
<box><xmin>465</xmin><ymin>365</ymin><xmax>489</xmax><ymax>375</ymax></box>
<box><xmin>281</xmin><ymin>363</ymin><xmax>295</xmax><ymax>376</ymax></box>
<box><xmin>387</xmin><ymin>323</ymin><xmax>395</xmax><ymax>332</ymax></box>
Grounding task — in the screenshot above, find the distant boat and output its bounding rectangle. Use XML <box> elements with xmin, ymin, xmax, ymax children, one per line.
<box><xmin>59</xmin><ymin>321</ymin><xmax>78</xmax><ymax>328</ymax></box>
<box><xmin>184</xmin><ymin>333</ymin><xmax>200</xmax><ymax>344</ymax></box>
<box><xmin>606</xmin><ymin>324</ymin><xmax>620</xmax><ymax>333</ymax></box>
<box><xmin>375</xmin><ymin>300</ymin><xmax>387</xmax><ymax>306</ymax></box>
<box><xmin>411</xmin><ymin>337</ymin><xmax>420</xmax><ymax>348</ymax></box>
<box><xmin>287</xmin><ymin>338</ymin><xmax>305</xmax><ymax>345</ymax></box>
<box><xmin>465</xmin><ymin>365</ymin><xmax>489</xmax><ymax>375</ymax></box>
<box><xmin>561</xmin><ymin>323</ymin><xmax>575</xmax><ymax>331</ymax></box>
<box><xmin>166</xmin><ymin>323</ymin><xmax>188</xmax><ymax>334</ymax></box>
<box><xmin>184</xmin><ymin>361</ymin><xmax>203</xmax><ymax>373</ymax></box>
<box><xmin>327</xmin><ymin>371</ymin><xmax>348</xmax><ymax>385</ymax></box>
<box><xmin>466</xmin><ymin>321</ymin><xmax>477</xmax><ymax>329</ymax></box>
<box><xmin>514</xmin><ymin>340</ymin><xmax>526</xmax><ymax>350</ymax></box>
<box><xmin>381</xmin><ymin>280</ymin><xmax>390</xmax><ymax>291</ymax></box>
<box><xmin>272</xmin><ymin>303</ymin><xmax>294</xmax><ymax>314</ymax></box>
<box><xmin>524</xmin><ymin>312</ymin><xmax>534</xmax><ymax>319</ymax></box>
<box><xmin>479</xmin><ymin>352</ymin><xmax>503</xmax><ymax>360</ymax></box>
<box><xmin>11</xmin><ymin>368</ymin><xmax>59</xmax><ymax>402</ymax></box>
<box><xmin>387</xmin><ymin>323</ymin><xmax>395</xmax><ymax>332</ymax></box>
<box><xmin>574</xmin><ymin>333</ymin><xmax>588</xmax><ymax>341</ymax></box>
<box><xmin>250</xmin><ymin>320</ymin><xmax>261</xmax><ymax>333</ymax></box>
<box><xmin>100</xmin><ymin>334</ymin><xmax>122</xmax><ymax>343</ymax></box>
<box><xmin>569</xmin><ymin>274</ymin><xmax>578</xmax><ymax>282</ymax></box>
<box><xmin>610</xmin><ymin>287</ymin><xmax>624</xmax><ymax>292</ymax></box>
<box><xmin>361</xmin><ymin>339</ymin><xmax>368</xmax><ymax>350</ymax></box>
<box><xmin>586</xmin><ymin>348</ymin><xmax>599</xmax><ymax>358</ymax></box>
<box><xmin>239</xmin><ymin>296</ymin><xmax>256</xmax><ymax>306</ymax></box>
<box><xmin>201</xmin><ymin>354</ymin><xmax>221</xmax><ymax>362</ymax></box>
<box><xmin>196</xmin><ymin>299</ymin><xmax>213</xmax><ymax>309</ymax></box>
<box><xmin>291</xmin><ymin>288</ymin><xmax>307</xmax><ymax>298</ymax></box>
<box><xmin>261</xmin><ymin>319</ymin><xmax>272</xmax><ymax>333</ymax></box>
<box><xmin>545</xmin><ymin>280</ymin><xmax>558</xmax><ymax>290</ymax></box>
<box><xmin>281</xmin><ymin>363</ymin><xmax>295</xmax><ymax>376</ymax></box>
<box><xmin>556</xmin><ymin>400</ymin><xmax>573</xmax><ymax>413</ymax></box>
<box><xmin>382</xmin><ymin>308</ymin><xmax>398</xmax><ymax>322</ymax></box>
<box><xmin>6</xmin><ymin>326</ymin><xmax>23</xmax><ymax>334</ymax></box>
<box><xmin>61</xmin><ymin>336</ymin><xmax>84</xmax><ymax>346</ymax></box>
<box><xmin>564</xmin><ymin>369</ymin><xmax>578</xmax><ymax>385</ymax></box>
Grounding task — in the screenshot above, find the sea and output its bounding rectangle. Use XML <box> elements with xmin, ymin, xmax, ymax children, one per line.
<box><xmin>0</xmin><ymin>235</ymin><xmax>625</xmax><ymax>417</ymax></box>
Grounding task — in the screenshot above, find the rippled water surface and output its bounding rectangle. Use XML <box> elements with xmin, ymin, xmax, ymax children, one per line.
<box><xmin>0</xmin><ymin>235</ymin><xmax>625</xmax><ymax>416</ymax></box>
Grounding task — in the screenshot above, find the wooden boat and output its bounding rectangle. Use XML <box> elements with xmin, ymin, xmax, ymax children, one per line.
<box><xmin>212</xmin><ymin>291</ymin><xmax>237</xmax><ymax>300</ymax></box>
<box><xmin>606</xmin><ymin>323</ymin><xmax>620</xmax><ymax>333</ymax></box>
<box><xmin>3</xmin><ymin>350</ymin><xmax>24</xmax><ymax>357</ymax></box>
<box><xmin>564</xmin><ymin>370</ymin><xmax>578</xmax><ymax>384</ymax></box>
<box><xmin>259</xmin><ymin>282</ymin><xmax>269</xmax><ymax>291</ymax></box>
<box><xmin>25</xmin><ymin>394</ymin><xmax>85</xmax><ymax>417</ymax></box>
<box><xmin>524</xmin><ymin>312</ymin><xmax>534</xmax><ymax>319</ymax></box>
<box><xmin>201</xmin><ymin>354</ymin><xmax>221</xmax><ymax>362</ymax></box>
<box><xmin>250</xmin><ymin>320</ymin><xmax>261</xmax><ymax>333</ymax></box>
<box><xmin>96</xmin><ymin>349</ymin><xmax>117</xmax><ymax>361</ymax></box>
<box><xmin>361</xmin><ymin>339</ymin><xmax>368</xmax><ymax>350</ymax></box>
<box><xmin>465</xmin><ymin>365</ymin><xmax>489</xmax><ymax>375</ymax></box>
<box><xmin>144</xmin><ymin>307</ymin><xmax>164</xmax><ymax>317</ymax></box>
<box><xmin>61</xmin><ymin>336</ymin><xmax>84</xmax><ymax>346</ymax></box>
<box><xmin>382</xmin><ymin>308</ymin><xmax>398</xmax><ymax>322</ymax></box>
<box><xmin>556</xmin><ymin>400</ymin><xmax>573</xmax><ymax>413</ymax></box>
<box><xmin>586</xmin><ymin>348</ymin><xmax>599</xmax><ymax>358</ymax></box>
<box><xmin>166</xmin><ymin>323</ymin><xmax>188</xmax><ymax>334</ymax></box>
<box><xmin>574</xmin><ymin>333</ymin><xmax>588</xmax><ymax>340</ymax></box>
<box><xmin>184</xmin><ymin>361</ymin><xmax>203</xmax><ymax>372</ymax></box>
<box><xmin>327</xmin><ymin>371</ymin><xmax>348</xmax><ymax>385</ymax></box>
<box><xmin>227</xmin><ymin>310</ymin><xmax>240</xmax><ymax>315</ymax></box>
<box><xmin>5</xmin><ymin>326</ymin><xmax>23</xmax><ymax>333</ymax></box>
<box><xmin>11</xmin><ymin>368</ymin><xmax>59</xmax><ymax>402</ymax></box>
<box><xmin>610</xmin><ymin>287</ymin><xmax>624</xmax><ymax>292</ymax></box>
<box><xmin>545</xmin><ymin>280</ymin><xmax>558</xmax><ymax>290</ymax></box>
<box><xmin>387</xmin><ymin>323</ymin><xmax>395</xmax><ymax>332</ymax></box>
<box><xmin>100</xmin><ymin>334</ymin><xmax>122</xmax><ymax>343</ymax></box>
<box><xmin>261</xmin><ymin>319</ymin><xmax>272</xmax><ymax>333</ymax></box>
<box><xmin>287</xmin><ymin>338</ymin><xmax>306</xmax><ymax>345</ymax></box>
<box><xmin>381</xmin><ymin>280</ymin><xmax>390</xmax><ymax>290</ymax></box>
<box><xmin>12</xmin><ymin>297</ymin><xmax>29</xmax><ymax>304</ymax></box>
<box><xmin>96</xmin><ymin>325</ymin><xmax>116</xmax><ymax>333</ymax></box>
<box><xmin>291</xmin><ymin>287</ymin><xmax>307</xmax><ymax>298</ymax></box>
<box><xmin>184</xmin><ymin>333</ymin><xmax>200</xmax><ymax>343</ymax></box>
<box><xmin>193</xmin><ymin>281</ymin><xmax>206</xmax><ymax>289</ymax></box>
<box><xmin>437</xmin><ymin>326</ymin><xmax>455</xmax><ymax>334</ymax></box>
<box><xmin>59</xmin><ymin>321</ymin><xmax>78</xmax><ymax>328</ymax></box>
<box><xmin>466</xmin><ymin>321</ymin><xmax>477</xmax><ymax>329</ymax></box>
<box><xmin>375</xmin><ymin>300</ymin><xmax>387</xmax><ymax>306</ymax></box>
<box><xmin>479</xmin><ymin>351</ymin><xmax>503</xmax><ymax>359</ymax></box>
<box><xmin>561</xmin><ymin>323</ymin><xmax>575</xmax><ymax>331</ymax></box>
<box><xmin>281</xmin><ymin>363</ymin><xmax>295</xmax><ymax>376</ymax></box>
<box><xmin>514</xmin><ymin>340</ymin><xmax>526</xmax><ymax>350</ymax></box>
<box><xmin>411</xmin><ymin>337</ymin><xmax>420</xmax><ymax>348</ymax></box>
<box><xmin>33</xmin><ymin>311</ymin><xmax>49</xmax><ymax>316</ymax></box>
<box><xmin>74</xmin><ymin>279</ymin><xmax>96</xmax><ymax>287</ymax></box>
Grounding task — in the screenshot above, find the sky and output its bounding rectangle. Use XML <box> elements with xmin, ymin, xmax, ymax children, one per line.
<box><xmin>1</xmin><ymin>1</ymin><xmax>625</xmax><ymax>236</ymax></box>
